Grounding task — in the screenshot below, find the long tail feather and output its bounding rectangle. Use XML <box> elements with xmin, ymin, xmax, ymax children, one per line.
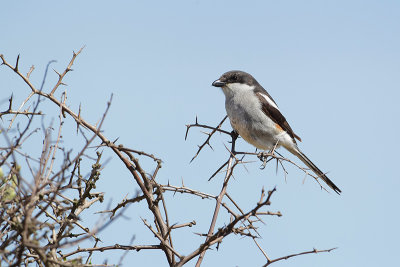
<box><xmin>291</xmin><ymin>148</ymin><xmax>341</xmax><ymax>194</ymax></box>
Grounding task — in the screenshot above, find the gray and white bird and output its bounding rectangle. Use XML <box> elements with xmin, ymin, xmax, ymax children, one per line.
<box><xmin>212</xmin><ymin>70</ymin><xmax>341</xmax><ymax>194</ymax></box>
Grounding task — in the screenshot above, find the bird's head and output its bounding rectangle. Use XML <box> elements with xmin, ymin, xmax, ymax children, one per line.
<box><xmin>212</xmin><ymin>70</ymin><xmax>259</xmax><ymax>96</ymax></box>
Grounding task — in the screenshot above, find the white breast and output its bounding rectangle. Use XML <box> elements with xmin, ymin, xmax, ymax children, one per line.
<box><xmin>222</xmin><ymin>83</ymin><xmax>283</xmax><ymax>150</ymax></box>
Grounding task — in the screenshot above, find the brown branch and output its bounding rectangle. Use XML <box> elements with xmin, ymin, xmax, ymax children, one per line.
<box><xmin>0</xmin><ymin>49</ymin><xmax>338</xmax><ymax>267</ymax></box>
<box><xmin>185</xmin><ymin>115</ymin><xmax>229</xmax><ymax>162</ymax></box>
<box><xmin>62</xmin><ymin>244</ymin><xmax>162</xmax><ymax>259</ymax></box>
<box><xmin>208</xmin><ymin>158</ymin><xmax>230</xmax><ymax>181</ymax></box>
<box><xmin>119</xmin><ymin>146</ymin><xmax>161</xmax><ymax>162</ymax></box>
<box><xmin>161</xmin><ymin>184</ymin><xmax>215</xmax><ymax>200</ymax></box>
<box><xmin>235</xmin><ymin>151</ymin><xmax>330</xmax><ymax>193</ymax></box>
<box><xmin>0</xmin><ymin>109</ymin><xmax>42</xmax><ymax>118</ymax></box>
<box><xmin>99</xmin><ymin>193</ymin><xmax>146</xmax><ymax>218</ymax></box>
<box><xmin>255</xmin><ymin>211</ymin><xmax>282</xmax><ymax>217</ymax></box>
<box><xmin>177</xmin><ymin>188</ymin><xmax>277</xmax><ymax>267</ymax></box>
<box><xmin>49</xmin><ymin>47</ymin><xmax>84</xmax><ymax>95</ymax></box>
<box><xmin>193</xmin><ymin>133</ymin><xmax>237</xmax><ymax>267</ymax></box>
<box><xmin>142</xmin><ymin>218</ymin><xmax>182</xmax><ymax>260</ymax></box>
<box><xmin>263</xmin><ymin>247</ymin><xmax>337</xmax><ymax>266</ymax></box>
<box><xmin>171</xmin><ymin>221</ymin><xmax>196</xmax><ymax>229</ymax></box>
<box><xmin>1</xmin><ymin>51</ymin><xmax>174</xmax><ymax>263</ymax></box>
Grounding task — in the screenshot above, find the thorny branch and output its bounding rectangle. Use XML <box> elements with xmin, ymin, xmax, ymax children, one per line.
<box><xmin>263</xmin><ymin>247</ymin><xmax>337</xmax><ymax>266</ymax></box>
<box><xmin>185</xmin><ymin>115</ymin><xmax>229</xmax><ymax>162</ymax></box>
<box><xmin>0</xmin><ymin>49</ymin><xmax>336</xmax><ymax>267</ymax></box>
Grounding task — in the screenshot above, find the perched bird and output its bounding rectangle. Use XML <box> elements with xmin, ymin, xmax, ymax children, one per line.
<box><xmin>212</xmin><ymin>70</ymin><xmax>341</xmax><ymax>194</ymax></box>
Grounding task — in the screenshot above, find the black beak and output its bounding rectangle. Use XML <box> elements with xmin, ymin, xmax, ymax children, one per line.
<box><xmin>212</xmin><ymin>80</ymin><xmax>225</xmax><ymax>87</ymax></box>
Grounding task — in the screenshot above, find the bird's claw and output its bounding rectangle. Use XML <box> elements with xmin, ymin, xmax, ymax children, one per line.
<box><xmin>257</xmin><ymin>151</ymin><xmax>268</xmax><ymax>169</ymax></box>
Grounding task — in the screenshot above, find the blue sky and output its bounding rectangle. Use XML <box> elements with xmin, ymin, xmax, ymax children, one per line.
<box><xmin>1</xmin><ymin>1</ymin><xmax>400</xmax><ymax>266</ymax></box>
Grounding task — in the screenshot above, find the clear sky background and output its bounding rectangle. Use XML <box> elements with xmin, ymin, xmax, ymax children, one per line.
<box><xmin>1</xmin><ymin>1</ymin><xmax>399</xmax><ymax>266</ymax></box>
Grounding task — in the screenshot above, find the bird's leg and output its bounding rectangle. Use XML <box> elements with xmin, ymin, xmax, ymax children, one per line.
<box><xmin>258</xmin><ymin>140</ymin><xmax>280</xmax><ymax>169</ymax></box>
<box><xmin>230</xmin><ymin>130</ymin><xmax>239</xmax><ymax>154</ymax></box>
<box><xmin>231</xmin><ymin>130</ymin><xmax>238</xmax><ymax>140</ymax></box>
<box><xmin>259</xmin><ymin>150</ymin><xmax>274</xmax><ymax>169</ymax></box>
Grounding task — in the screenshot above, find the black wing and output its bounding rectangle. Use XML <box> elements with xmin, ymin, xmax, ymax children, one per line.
<box><xmin>256</xmin><ymin>92</ymin><xmax>301</xmax><ymax>142</ymax></box>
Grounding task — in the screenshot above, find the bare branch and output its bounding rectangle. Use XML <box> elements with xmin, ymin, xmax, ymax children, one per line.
<box><xmin>263</xmin><ymin>247</ymin><xmax>337</xmax><ymax>267</ymax></box>
<box><xmin>0</xmin><ymin>49</ymin><xmax>337</xmax><ymax>267</ymax></box>
<box><xmin>186</xmin><ymin>115</ymin><xmax>229</xmax><ymax>162</ymax></box>
<box><xmin>50</xmin><ymin>47</ymin><xmax>85</xmax><ymax>95</ymax></box>
<box><xmin>62</xmin><ymin>244</ymin><xmax>162</xmax><ymax>259</ymax></box>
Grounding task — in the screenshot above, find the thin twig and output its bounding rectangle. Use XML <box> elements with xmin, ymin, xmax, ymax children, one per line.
<box><xmin>263</xmin><ymin>247</ymin><xmax>337</xmax><ymax>266</ymax></box>
<box><xmin>186</xmin><ymin>115</ymin><xmax>229</xmax><ymax>162</ymax></box>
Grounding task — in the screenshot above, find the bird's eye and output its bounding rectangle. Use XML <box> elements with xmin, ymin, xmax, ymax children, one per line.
<box><xmin>232</xmin><ymin>75</ymin><xmax>237</xmax><ymax>81</ymax></box>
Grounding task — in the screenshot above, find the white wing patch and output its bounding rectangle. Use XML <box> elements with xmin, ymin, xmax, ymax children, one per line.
<box><xmin>259</xmin><ymin>92</ymin><xmax>279</xmax><ymax>110</ymax></box>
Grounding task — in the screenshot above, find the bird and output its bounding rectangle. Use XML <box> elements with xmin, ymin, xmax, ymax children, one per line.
<box><xmin>212</xmin><ymin>70</ymin><xmax>341</xmax><ymax>194</ymax></box>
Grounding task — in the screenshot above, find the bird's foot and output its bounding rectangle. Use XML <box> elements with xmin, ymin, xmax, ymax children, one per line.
<box><xmin>258</xmin><ymin>151</ymin><xmax>270</xmax><ymax>169</ymax></box>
